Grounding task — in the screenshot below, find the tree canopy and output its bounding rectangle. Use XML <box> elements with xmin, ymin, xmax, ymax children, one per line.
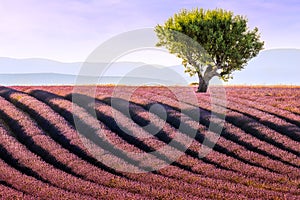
<box><xmin>155</xmin><ymin>8</ymin><xmax>264</xmax><ymax>92</ymax></box>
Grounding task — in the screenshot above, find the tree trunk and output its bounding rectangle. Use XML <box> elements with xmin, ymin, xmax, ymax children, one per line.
<box><xmin>197</xmin><ymin>75</ymin><xmax>208</xmax><ymax>93</ymax></box>
<box><xmin>196</xmin><ymin>65</ymin><xmax>220</xmax><ymax>93</ymax></box>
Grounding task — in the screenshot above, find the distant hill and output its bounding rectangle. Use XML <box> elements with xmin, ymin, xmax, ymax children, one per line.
<box><xmin>0</xmin><ymin>57</ymin><xmax>196</xmax><ymax>85</ymax></box>
<box><xmin>0</xmin><ymin>57</ymin><xmax>81</xmax><ymax>75</ymax></box>
<box><xmin>0</xmin><ymin>73</ymin><xmax>189</xmax><ymax>86</ymax></box>
<box><xmin>0</xmin><ymin>48</ymin><xmax>299</xmax><ymax>85</ymax></box>
<box><xmin>0</xmin><ymin>73</ymin><xmax>77</xmax><ymax>86</ymax></box>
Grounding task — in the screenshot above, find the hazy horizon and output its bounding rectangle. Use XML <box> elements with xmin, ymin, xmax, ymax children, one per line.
<box><xmin>1</xmin><ymin>48</ymin><xmax>299</xmax><ymax>85</ymax></box>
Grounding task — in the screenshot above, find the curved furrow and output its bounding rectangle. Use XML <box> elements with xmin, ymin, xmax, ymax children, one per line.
<box><xmin>0</xmin><ymin>96</ymin><xmax>147</xmax><ymax>199</ymax></box>
<box><xmin>96</xmin><ymin>87</ymin><xmax>300</xmax><ymax>168</ymax></box>
<box><xmin>28</xmin><ymin>89</ymin><xmax>153</xmax><ymax>172</ymax></box>
<box><xmin>99</xmin><ymin>94</ymin><xmax>262</xmax><ymax>168</ymax></box>
<box><xmin>14</xmin><ymin>89</ymin><xmax>227</xmax><ymax>198</ymax></box>
<box><xmin>63</xmin><ymin>91</ymin><xmax>291</xmax><ymax>199</ymax></box>
<box><xmin>145</xmin><ymin>89</ymin><xmax>300</xmax><ymax>168</ymax></box>
<box><xmin>225</xmin><ymin>87</ymin><xmax>300</xmax><ymax>116</ymax></box>
<box><xmin>173</xmin><ymin>147</ymin><xmax>299</xmax><ymax>194</ymax></box>
<box><xmin>99</xmin><ymin>93</ymin><xmax>300</xmax><ymax>195</ymax></box>
<box><xmin>0</xmin><ymin>125</ymin><xmax>52</xmax><ymax>186</ymax></box>
<box><xmin>93</xmin><ymin>92</ymin><xmax>300</xmax><ymax>192</ymax></box>
<box><xmin>23</xmin><ymin>89</ymin><xmax>251</xmax><ymax>199</ymax></box>
<box><xmin>0</xmin><ymin>88</ymin><xmax>123</xmax><ymax>175</ymax></box>
<box><xmin>0</xmin><ymin>123</ymin><xmax>94</xmax><ymax>199</ymax></box>
<box><xmin>66</xmin><ymin>93</ymin><xmax>300</xmax><ymax>197</ymax></box>
<box><xmin>227</xmin><ymin>93</ymin><xmax>300</xmax><ymax>128</ymax></box>
<box><xmin>65</xmin><ymin>94</ymin><xmax>297</xmax><ymax>198</ymax></box>
<box><xmin>67</xmin><ymin>93</ymin><xmax>177</xmax><ymax>158</ymax></box>
<box><xmin>116</xmin><ymin>89</ymin><xmax>299</xmax><ymax>167</ymax></box>
<box><xmin>150</xmin><ymin>86</ymin><xmax>300</xmax><ymax>118</ymax></box>
<box><xmin>189</xmin><ymin>96</ymin><xmax>299</xmax><ymax>175</ymax></box>
<box><xmin>0</xmin><ymin>159</ymin><xmax>93</xmax><ymax>200</ymax></box>
<box><xmin>0</xmin><ymin>88</ymin><xmax>213</xmax><ymax>199</ymax></box>
<box><xmin>0</xmin><ymin>184</ymin><xmax>35</xmax><ymax>200</ymax></box>
<box><xmin>151</xmin><ymin>87</ymin><xmax>300</xmax><ymax>154</ymax></box>
<box><xmin>195</xmin><ymin>94</ymin><xmax>300</xmax><ymax>163</ymax></box>
<box><xmin>226</xmin><ymin>95</ymin><xmax>300</xmax><ymax>142</ymax></box>
<box><xmin>16</xmin><ymin>88</ymin><xmax>291</xmax><ymax>198</ymax></box>
<box><xmin>3</xmin><ymin>86</ymin><xmax>300</xmax><ymax>198</ymax></box>
<box><xmin>45</xmin><ymin>91</ymin><xmax>278</xmax><ymax>197</ymax></box>
<box><xmin>114</xmin><ymin>90</ymin><xmax>300</xmax><ymax>179</ymax></box>
<box><xmin>203</xmin><ymin>93</ymin><xmax>300</xmax><ymax>144</ymax></box>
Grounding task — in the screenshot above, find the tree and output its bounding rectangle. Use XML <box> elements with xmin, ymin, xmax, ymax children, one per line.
<box><xmin>155</xmin><ymin>8</ymin><xmax>264</xmax><ymax>92</ymax></box>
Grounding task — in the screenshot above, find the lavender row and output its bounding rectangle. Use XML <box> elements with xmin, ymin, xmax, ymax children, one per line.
<box><xmin>0</xmin><ymin>159</ymin><xmax>93</xmax><ymax>199</ymax></box>
<box><xmin>41</xmin><ymin>90</ymin><xmax>273</xmax><ymax>199</ymax></box>
<box><xmin>0</xmin><ymin>124</ymin><xmax>93</xmax><ymax>199</ymax></box>
<box><xmin>122</xmin><ymin>90</ymin><xmax>300</xmax><ymax>184</ymax></box>
<box><xmin>95</xmin><ymin>91</ymin><xmax>300</xmax><ymax>193</ymax></box>
<box><xmin>102</xmin><ymin>92</ymin><xmax>300</xmax><ymax>197</ymax></box>
<box><xmin>79</xmin><ymin>93</ymin><xmax>299</xmax><ymax>198</ymax></box>
<box><xmin>196</xmin><ymin>94</ymin><xmax>300</xmax><ymax>165</ymax></box>
<box><xmin>67</xmin><ymin>90</ymin><xmax>290</xmax><ymax>199</ymax></box>
<box><xmin>88</xmin><ymin>93</ymin><xmax>294</xmax><ymax>198</ymax></box>
<box><xmin>127</xmin><ymin>90</ymin><xmax>300</xmax><ymax>176</ymax></box>
<box><xmin>225</xmin><ymin>87</ymin><xmax>300</xmax><ymax>115</ymax></box>
<box><xmin>23</xmin><ymin>89</ymin><xmax>245</xmax><ymax>199</ymax></box>
<box><xmin>5</xmin><ymin>86</ymin><xmax>298</xmax><ymax>197</ymax></box>
<box><xmin>0</xmin><ymin>184</ymin><xmax>35</xmax><ymax>200</ymax></box>
<box><xmin>226</xmin><ymin>92</ymin><xmax>300</xmax><ymax>127</ymax></box>
<box><xmin>205</xmin><ymin>92</ymin><xmax>300</xmax><ymax>144</ymax></box>
<box><xmin>28</xmin><ymin>88</ymin><xmax>290</xmax><ymax>198</ymax></box>
<box><xmin>0</xmin><ymin>95</ymin><xmax>147</xmax><ymax>199</ymax></box>
<box><xmin>146</xmin><ymin>89</ymin><xmax>300</xmax><ymax>169</ymax></box>
<box><xmin>0</xmin><ymin>88</ymin><xmax>212</xmax><ymax>199</ymax></box>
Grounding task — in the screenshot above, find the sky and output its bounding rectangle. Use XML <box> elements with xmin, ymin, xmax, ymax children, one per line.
<box><xmin>1</xmin><ymin>0</ymin><xmax>300</xmax><ymax>63</ymax></box>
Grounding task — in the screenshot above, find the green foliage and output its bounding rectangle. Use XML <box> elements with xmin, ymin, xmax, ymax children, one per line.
<box><xmin>155</xmin><ymin>8</ymin><xmax>264</xmax><ymax>83</ymax></box>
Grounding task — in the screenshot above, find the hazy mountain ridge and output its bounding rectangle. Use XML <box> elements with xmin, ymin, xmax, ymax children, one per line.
<box><xmin>0</xmin><ymin>73</ymin><xmax>190</xmax><ymax>86</ymax></box>
<box><xmin>0</xmin><ymin>49</ymin><xmax>299</xmax><ymax>85</ymax></box>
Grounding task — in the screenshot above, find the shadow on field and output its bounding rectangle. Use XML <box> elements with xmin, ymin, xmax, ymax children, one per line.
<box><xmin>0</xmin><ymin>102</ymin><xmax>78</xmax><ymax>179</ymax></box>
<box><xmin>0</xmin><ymin>87</ymin><xmax>125</xmax><ymax>177</ymax></box>
<box><xmin>66</xmin><ymin>93</ymin><xmax>232</xmax><ymax>172</ymax></box>
<box><xmin>67</xmin><ymin>93</ymin><xmax>285</xmax><ymax>172</ymax></box>
<box><xmin>0</xmin><ymin>86</ymin><xmax>295</xmax><ymax>174</ymax></box>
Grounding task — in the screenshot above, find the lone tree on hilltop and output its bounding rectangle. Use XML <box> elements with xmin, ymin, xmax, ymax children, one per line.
<box><xmin>155</xmin><ymin>8</ymin><xmax>264</xmax><ymax>92</ymax></box>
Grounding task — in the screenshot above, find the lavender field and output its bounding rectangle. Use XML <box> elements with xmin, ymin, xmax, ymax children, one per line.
<box><xmin>0</xmin><ymin>85</ymin><xmax>299</xmax><ymax>199</ymax></box>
